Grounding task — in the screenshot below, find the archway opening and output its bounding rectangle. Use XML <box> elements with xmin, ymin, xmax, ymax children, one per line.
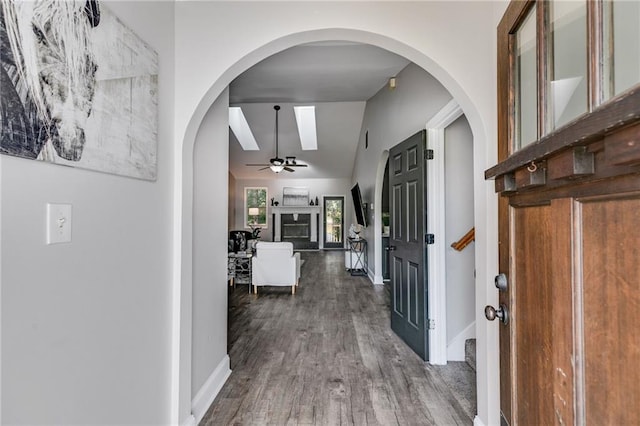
<box><xmin>176</xmin><ymin>28</ymin><xmax>494</xmax><ymax>425</ymax></box>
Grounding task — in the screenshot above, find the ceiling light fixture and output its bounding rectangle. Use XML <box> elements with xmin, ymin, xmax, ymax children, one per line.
<box><xmin>270</xmin><ymin>105</ymin><xmax>286</xmax><ymax>173</ymax></box>
<box><xmin>229</xmin><ymin>107</ymin><xmax>259</xmax><ymax>150</ymax></box>
<box><xmin>293</xmin><ymin>105</ymin><xmax>318</xmax><ymax>150</ymax></box>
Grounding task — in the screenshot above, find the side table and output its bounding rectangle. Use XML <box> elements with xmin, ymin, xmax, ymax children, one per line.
<box><xmin>346</xmin><ymin>238</ymin><xmax>367</xmax><ymax>276</ymax></box>
<box><xmin>228</xmin><ymin>251</ymin><xmax>253</xmax><ymax>293</ymax></box>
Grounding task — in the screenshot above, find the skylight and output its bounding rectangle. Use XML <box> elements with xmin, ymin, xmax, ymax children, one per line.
<box><xmin>293</xmin><ymin>106</ymin><xmax>318</xmax><ymax>151</ymax></box>
<box><xmin>228</xmin><ymin>107</ymin><xmax>259</xmax><ymax>151</ymax></box>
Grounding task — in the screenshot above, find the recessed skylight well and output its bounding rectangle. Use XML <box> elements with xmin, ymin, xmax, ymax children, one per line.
<box><xmin>229</xmin><ymin>107</ymin><xmax>259</xmax><ymax>151</ymax></box>
<box><xmin>294</xmin><ymin>106</ymin><xmax>318</xmax><ymax>151</ymax></box>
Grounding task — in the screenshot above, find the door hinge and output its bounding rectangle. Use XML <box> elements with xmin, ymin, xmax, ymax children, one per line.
<box><xmin>428</xmin><ymin>319</ymin><xmax>436</xmax><ymax>329</ymax></box>
<box><xmin>425</xmin><ymin>234</ymin><xmax>435</xmax><ymax>245</ymax></box>
<box><xmin>425</xmin><ymin>149</ymin><xmax>434</xmax><ymax>160</ymax></box>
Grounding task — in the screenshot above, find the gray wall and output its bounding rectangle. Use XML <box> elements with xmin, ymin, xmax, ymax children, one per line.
<box><xmin>228</xmin><ymin>172</ymin><xmax>237</xmax><ymax>231</ymax></box>
<box><xmin>444</xmin><ymin>116</ymin><xmax>476</xmax><ymax>343</ymax></box>
<box><xmin>1</xmin><ymin>2</ymin><xmax>175</xmax><ymax>424</ymax></box>
<box><xmin>352</xmin><ymin>63</ymin><xmax>476</xmax><ymax>349</ymax></box>
<box><xmin>192</xmin><ymin>90</ymin><xmax>230</xmax><ymax>395</ymax></box>
<box><xmin>352</xmin><ymin>63</ymin><xmax>452</xmax><ymax>271</ymax></box>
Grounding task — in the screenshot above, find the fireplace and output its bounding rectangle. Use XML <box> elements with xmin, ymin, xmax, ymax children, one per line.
<box><xmin>281</xmin><ymin>214</ymin><xmax>310</xmax><ymax>240</ymax></box>
<box><xmin>272</xmin><ymin>206</ymin><xmax>320</xmax><ymax>249</ymax></box>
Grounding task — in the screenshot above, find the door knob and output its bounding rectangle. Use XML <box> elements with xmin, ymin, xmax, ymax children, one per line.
<box><xmin>387</xmin><ymin>245</ymin><xmax>396</xmax><ymax>251</ymax></box>
<box><xmin>485</xmin><ymin>304</ymin><xmax>509</xmax><ymax>325</ymax></box>
<box><xmin>494</xmin><ymin>273</ymin><xmax>508</xmax><ymax>292</ymax></box>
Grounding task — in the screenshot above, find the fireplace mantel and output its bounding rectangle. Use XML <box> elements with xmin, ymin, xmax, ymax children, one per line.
<box><xmin>272</xmin><ymin>206</ymin><xmax>321</xmax><ymax>243</ymax></box>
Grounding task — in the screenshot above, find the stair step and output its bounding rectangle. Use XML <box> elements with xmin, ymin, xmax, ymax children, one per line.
<box><xmin>465</xmin><ymin>338</ymin><xmax>476</xmax><ymax>372</ymax></box>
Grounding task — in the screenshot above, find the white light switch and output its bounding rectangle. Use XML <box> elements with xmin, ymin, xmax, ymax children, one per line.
<box><xmin>47</xmin><ymin>203</ymin><xmax>72</xmax><ymax>244</ymax></box>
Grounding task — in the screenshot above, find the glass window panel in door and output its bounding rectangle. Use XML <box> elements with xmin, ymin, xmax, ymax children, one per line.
<box><xmin>514</xmin><ymin>4</ymin><xmax>538</xmax><ymax>151</ymax></box>
<box><xmin>324</xmin><ymin>197</ymin><xmax>344</xmax><ymax>248</ymax></box>
<box><xmin>548</xmin><ymin>1</ymin><xmax>588</xmax><ymax>130</ymax></box>
<box><xmin>603</xmin><ymin>0</ymin><xmax>640</xmax><ymax>99</ymax></box>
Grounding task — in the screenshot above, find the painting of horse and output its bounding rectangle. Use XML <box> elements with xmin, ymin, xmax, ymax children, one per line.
<box><xmin>0</xmin><ymin>0</ymin><xmax>158</xmax><ymax>180</ymax></box>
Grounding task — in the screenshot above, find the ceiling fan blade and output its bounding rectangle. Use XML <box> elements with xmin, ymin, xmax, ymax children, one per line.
<box><xmin>258</xmin><ymin>166</ymin><xmax>271</xmax><ymax>171</ymax></box>
<box><xmin>284</xmin><ymin>167</ymin><xmax>295</xmax><ymax>172</ymax></box>
<box><xmin>287</xmin><ymin>164</ymin><xmax>308</xmax><ymax>167</ymax></box>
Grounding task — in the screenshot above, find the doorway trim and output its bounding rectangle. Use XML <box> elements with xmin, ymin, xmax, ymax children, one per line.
<box><xmin>425</xmin><ymin>99</ymin><xmax>463</xmax><ymax>365</ymax></box>
<box><xmin>373</xmin><ymin>150</ymin><xmax>390</xmax><ymax>285</ymax></box>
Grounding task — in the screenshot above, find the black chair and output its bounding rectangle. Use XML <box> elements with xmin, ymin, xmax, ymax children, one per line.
<box><xmin>229</xmin><ymin>230</ymin><xmax>254</xmax><ymax>253</ymax></box>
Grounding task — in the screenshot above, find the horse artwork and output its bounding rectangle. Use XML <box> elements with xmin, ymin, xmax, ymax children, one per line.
<box><xmin>0</xmin><ymin>0</ymin><xmax>158</xmax><ymax>180</ymax></box>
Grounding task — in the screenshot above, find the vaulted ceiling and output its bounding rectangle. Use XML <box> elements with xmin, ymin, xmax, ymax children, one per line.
<box><xmin>228</xmin><ymin>42</ymin><xmax>410</xmax><ymax>179</ymax></box>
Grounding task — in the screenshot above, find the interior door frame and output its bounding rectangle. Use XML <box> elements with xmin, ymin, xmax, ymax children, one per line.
<box><xmin>425</xmin><ymin>99</ymin><xmax>463</xmax><ymax>365</ymax></box>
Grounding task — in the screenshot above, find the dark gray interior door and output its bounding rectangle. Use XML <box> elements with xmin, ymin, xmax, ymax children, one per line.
<box><xmin>389</xmin><ymin>130</ymin><xmax>428</xmax><ymax>361</ymax></box>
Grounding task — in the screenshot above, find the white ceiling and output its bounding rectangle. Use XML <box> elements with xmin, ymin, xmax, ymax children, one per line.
<box><xmin>228</xmin><ymin>42</ymin><xmax>410</xmax><ymax>179</ymax></box>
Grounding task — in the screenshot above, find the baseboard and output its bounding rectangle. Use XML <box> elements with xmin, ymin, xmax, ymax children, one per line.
<box><xmin>373</xmin><ymin>273</ymin><xmax>384</xmax><ymax>285</ymax></box>
<box><xmin>191</xmin><ymin>355</ymin><xmax>232</xmax><ymax>424</ymax></box>
<box><xmin>447</xmin><ymin>321</ymin><xmax>475</xmax><ymax>361</ymax></box>
<box><xmin>474</xmin><ymin>415</ymin><xmax>487</xmax><ymax>426</ymax></box>
<box><xmin>367</xmin><ymin>268</ymin><xmax>376</xmax><ymax>285</ymax></box>
<box><xmin>181</xmin><ymin>414</ymin><xmax>196</xmax><ymax>426</ymax></box>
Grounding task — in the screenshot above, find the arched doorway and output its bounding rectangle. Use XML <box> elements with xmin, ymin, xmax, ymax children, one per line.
<box><xmin>173</xmin><ymin>26</ymin><xmax>496</xmax><ymax>425</ymax></box>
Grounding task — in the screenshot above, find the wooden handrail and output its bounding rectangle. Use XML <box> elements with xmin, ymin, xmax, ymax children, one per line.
<box><xmin>451</xmin><ymin>227</ymin><xmax>475</xmax><ymax>251</ymax></box>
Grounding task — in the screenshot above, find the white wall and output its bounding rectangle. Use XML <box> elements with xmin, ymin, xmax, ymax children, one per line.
<box><xmin>174</xmin><ymin>2</ymin><xmax>506</xmax><ymax>424</ymax></box>
<box><xmin>1</xmin><ymin>2</ymin><xmax>175</xmax><ymax>424</ymax></box>
<box><xmin>228</xmin><ymin>172</ymin><xmax>237</xmax><ymax>230</ymax></box>
<box><xmin>444</xmin><ymin>116</ymin><xmax>476</xmax><ymax>353</ymax></box>
<box><xmin>232</xmin><ymin>178</ymin><xmax>352</xmax><ymax>247</ymax></box>
<box><xmin>192</xmin><ymin>90</ymin><xmax>231</xmax><ymax>399</ymax></box>
<box><xmin>352</xmin><ymin>63</ymin><xmax>453</xmax><ymax>266</ymax></box>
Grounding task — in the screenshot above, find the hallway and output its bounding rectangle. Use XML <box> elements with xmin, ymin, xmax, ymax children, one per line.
<box><xmin>201</xmin><ymin>250</ymin><xmax>475</xmax><ymax>425</ymax></box>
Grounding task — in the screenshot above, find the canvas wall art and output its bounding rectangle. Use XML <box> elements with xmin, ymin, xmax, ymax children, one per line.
<box><xmin>0</xmin><ymin>0</ymin><xmax>158</xmax><ymax>180</ymax></box>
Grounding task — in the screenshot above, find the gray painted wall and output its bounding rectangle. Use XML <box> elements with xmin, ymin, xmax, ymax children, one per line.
<box><xmin>352</xmin><ymin>63</ymin><xmax>452</xmax><ymax>271</ymax></box>
<box><xmin>444</xmin><ymin>116</ymin><xmax>476</xmax><ymax>343</ymax></box>
<box><xmin>352</xmin><ymin>63</ymin><xmax>476</xmax><ymax>349</ymax></box>
<box><xmin>1</xmin><ymin>2</ymin><xmax>175</xmax><ymax>423</ymax></box>
<box><xmin>192</xmin><ymin>90</ymin><xmax>230</xmax><ymax>395</ymax></box>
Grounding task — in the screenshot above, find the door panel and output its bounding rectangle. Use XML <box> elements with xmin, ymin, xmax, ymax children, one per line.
<box><xmin>389</xmin><ymin>130</ymin><xmax>428</xmax><ymax>361</ymax></box>
<box><xmin>581</xmin><ymin>195</ymin><xmax>640</xmax><ymax>424</ymax></box>
<box><xmin>393</xmin><ymin>256</ymin><xmax>403</xmax><ymax>316</ymax></box>
<box><xmin>512</xmin><ymin>204</ymin><xmax>555</xmax><ymax>425</ymax></box>
<box><xmin>491</xmin><ymin>1</ymin><xmax>640</xmax><ymax>423</ymax></box>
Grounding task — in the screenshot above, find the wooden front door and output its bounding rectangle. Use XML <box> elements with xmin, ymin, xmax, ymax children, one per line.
<box><xmin>389</xmin><ymin>130</ymin><xmax>429</xmax><ymax>361</ymax></box>
<box><xmin>488</xmin><ymin>1</ymin><xmax>640</xmax><ymax>424</ymax></box>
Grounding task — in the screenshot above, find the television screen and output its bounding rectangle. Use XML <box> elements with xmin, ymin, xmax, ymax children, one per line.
<box><xmin>351</xmin><ymin>183</ymin><xmax>368</xmax><ymax>227</ymax></box>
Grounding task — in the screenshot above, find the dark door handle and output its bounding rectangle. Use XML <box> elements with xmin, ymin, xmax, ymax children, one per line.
<box><xmin>386</xmin><ymin>245</ymin><xmax>396</xmax><ymax>251</ymax></box>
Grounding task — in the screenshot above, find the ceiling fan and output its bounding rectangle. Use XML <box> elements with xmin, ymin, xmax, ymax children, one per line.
<box><xmin>246</xmin><ymin>105</ymin><xmax>308</xmax><ymax>173</ymax></box>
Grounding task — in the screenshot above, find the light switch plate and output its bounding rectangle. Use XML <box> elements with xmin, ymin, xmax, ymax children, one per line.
<box><xmin>47</xmin><ymin>203</ymin><xmax>72</xmax><ymax>244</ymax></box>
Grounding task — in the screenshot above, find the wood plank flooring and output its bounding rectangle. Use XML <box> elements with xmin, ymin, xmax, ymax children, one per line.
<box><xmin>201</xmin><ymin>250</ymin><xmax>476</xmax><ymax>425</ymax></box>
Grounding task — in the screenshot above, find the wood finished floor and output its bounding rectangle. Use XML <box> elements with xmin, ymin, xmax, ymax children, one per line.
<box><xmin>201</xmin><ymin>250</ymin><xmax>476</xmax><ymax>425</ymax></box>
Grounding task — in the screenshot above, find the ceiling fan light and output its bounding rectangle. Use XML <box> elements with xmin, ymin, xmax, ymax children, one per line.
<box><xmin>270</xmin><ymin>164</ymin><xmax>285</xmax><ymax>173</ymax></box>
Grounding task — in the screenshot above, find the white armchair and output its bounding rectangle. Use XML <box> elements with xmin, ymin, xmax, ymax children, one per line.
<box><xmin>251</xmin><ymin>242</ymin><xmax>300</xmax><ymax>294</ymax></box>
